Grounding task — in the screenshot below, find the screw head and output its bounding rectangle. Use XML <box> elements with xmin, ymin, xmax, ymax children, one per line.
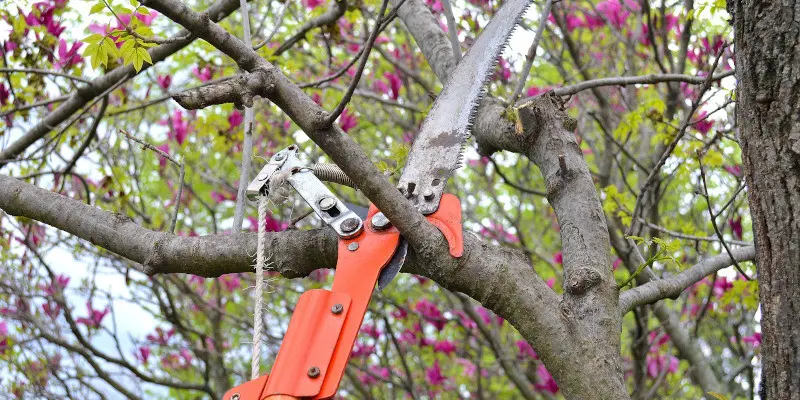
<box><xmin>308</xmin><ymin>366</ymin><xmax>321</xmax><ymax>378</ymax></box>
<box><xmin>347</xmin><ymin>242</ymin><xmax>359</xmax><ymax>251</ymax></box>
<box><xmin>331</xmin><ymin>303</ymin><xmax>344</xmax><ymax>314</ymax></box>
<box><xmin>371</xmin><ymin>212</ymin><xmax>391</xmax><ymax>230</ymax></box>
<box><xmin>230</xmin><ymin>394</ymin><xmax>240</xmax><ymax>400</ymax></box>
<box><xmin>341</xmin><ymin>217</ymin><xmax>360</xmax><ymax>233</ymax></box>
<box><xmin>423</xmin><ymin>189</ymin><xmax>435</xmax><ymax>200</ymax></box>
<box><xmin>274</xmin><ymin>152</ymin><xmax>285</xmax><ymax>161</ymax></box>
<box><xmin>318</xmin><ymin>197</ymin><xmax>336</xmax><ymax>211</ymax></box>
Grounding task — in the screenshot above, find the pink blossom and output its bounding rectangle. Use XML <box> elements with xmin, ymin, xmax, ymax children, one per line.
<box><xmin>546</xmin><ymin>278</ymin><xmax>556</xmax><ymax>288</ymax></box>
<box><xmin>247</xmin><ymin>215</ymin><xmax>288</xmax><ymax>232</ymax></box>
<box><xmin>415</xmin><ymin>299</ymin><xmax>446</xmax><ymax>331</ymax></box>
<box><xmin>384</xmin><ymin>72</ymin><xmax>402</xmax><ymax>100</ymax></box>
<box><xmin>742</xmin><ymin>332</ymin><xmax>761</xmax><ymax>347</ymax></box>
<box><xmin>55</xmin><ymin>40</ymin><xmax>82</xmax><ymax>69</ymax></box>
<box><xmin>337</xmin><ymin>109</ymin><xmax>358</xmax><ymax>133</ymax></box>
<box><xmin>0</xmin><ymin>84</ymin><xmax>9</xmax><ymax>106</ymax></box>
<box><xmin>433</xmin><ymin>340</ymin><xmax>456</xmax><ymax>355</ymax></box>
<box><xmin>646</xmin><ymin>354</ymin><xmax>679</xmax><ymax>378</ymax></box>
<box><xmin>613</xmin><ymin>258</ymin><xmax>622</xmax><ymax>270</ymax></box>
<box><xmin>648</xmin><ymin>331</ymin><xmax>670</xmax><ymax>349</ymax></box>
<box><xmin>191</xmin><ymin>66</ymin><xmax>213</xmax><ymax>82</ymax></box>
<box><xmin>713</xmin><ymin>277</ymin><xmax>734</xmax><ymax>297</ymax></box>
<box><xmin>76</xmin><ymin>302</ymin><xmax>109</xmax><ymax>328</ymax></box>
<box><xmin>373</xmin><ymin>79</ymin><xmax>390</xmax><ymax>96</ymax></box>
<box><xmin>156</xmin><ymin>143</ymin><xmax>170</xmax><ymax>168</ymax></box>
<box><xmin>534</xmin><ymin>364</ymin><xmax>559</xmax><ymax>393</ymax></box>
<box><xmin>136</xmin><ymin>346</ymin><xmax>151</xmax><ymax>364</ymax></box>
<box><xmin>516</xmin><ymin>340</ymin><xmax>538</xmax><ymax>359</ymax></box>
<box><xmin>453</xmin><ymin>310</ymin><xmax>477</xmax><ymax>330</ymax></box>
<box><xmin>526</xmin><ymin>86</ymin><xmax>549</xmax><ymax>97</ymax></box>
<box><xmin>218</xmin><ymin>274</ymin><xmax>242</xmax><ymax>292</ymax></box>
<box><xmin>134</xmin><ymin>11</ymin><xmax>158</xmax><ymax>26</ymax></box>
<box><xmin>596</xmin><ymin>0</ymin><xmax>638</xmax><ymax>29</ymax></box>
<box><xmin>553</xmin><ymin>251</ymin><xmax>563</xmax><ymax>264</ymax></box>
<box><xmin>351</xmin><ymin>342</ymin><xmax>375</xmax><ymax>358</ymax></box>
<box><xmin>360</xmin><ymin>324</ymin><xmax>381</xmax><ymax>339</ymax></box>
<box><xmin>210</xmin><ymin>191</ymin><xmax>230</xmax><ymax>203</ymax></box>
<box><xmin>146</xmin><ymin>327</ymin><xmax>175</xmax><ymax>345</ymax></box>
<box><xmin>391</xmin><ymin>307</ymin><xmax>408</xmax><ymax>320</ymax></box>
<box><xmin>479</xmin><ymin>222</ymin><xmax>518</xmax><ymax>243</ymax></box>
<box><xmin>228</xmin><ymin>109</ymin><xmax>243</xmax><ymax>130</ymax></box>
<box><xmin>693</xmin><ymin>110</ymin><xmax>713</xmax><ymax>135</ymax></box>
<box><xmin>157</xmin><ymin>75</ymin><xmax>171</xmax><ymax>89</ymax></box>
<box><xmin>456</xmin><ymin>358</ymin><xmax>476</xmax><ymax>377</ymax></box>
<box><xmin>495</xmin><ymin>57</ymin><xmax>511</xmax><ymax>82</ymax></box>
<box><xmin>166</xmin><ymin>109</ymin><xmax>189</xmax><ymax>145</ymax></box>
<box><xmin>302</xmin><ymin>0</ymin><xmax>324</xmax><ymax>9</ymax></box>
<box><xmin>0</xmin><ymin>321</ymin><xmax>8</xmax><ymax>355</ymax></box>
<box><xmin>467</xmin><ymin>156</ymin><xmax>489</xmax><ymax>167</ymax></box>
<box><xmin>425</xmin><ymin>361</ymin><xmax>447</xmax><ymax>386</ymax></box>
<box><xmin>724</xmin><ymin>165</ymin><xmax>743</xmax><ymax>178</ymax></box>
<box><xmin>729</xmin><ymin>217</ymin><xmax>743</xmax><ymax>240</ymax></box>
<box><xmin>42</xmin><ymin>302</ymin><xmax>61</xmax><ymax>318</ymax></box>
<box><xmin>41</xmin><ymin>274</ymin><xmax>70</xmax><ymax>295</ymax></box>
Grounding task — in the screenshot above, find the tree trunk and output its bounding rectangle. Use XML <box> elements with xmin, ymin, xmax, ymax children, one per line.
<box><xmin>734</xmin><ymin>0</ymin><xmax>800</xmax><ymax>397</ymax></box>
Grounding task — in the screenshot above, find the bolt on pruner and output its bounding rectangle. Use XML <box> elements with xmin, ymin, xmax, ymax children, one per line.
<box><xmin>225</xmin><ymin>0</ymin><xmax>532</xmax><ymax>396</ymax></box>
<box><xmin>227</xmin><ymin>144</ymin><xmax>463</xmax><ymax>400</ymax></box>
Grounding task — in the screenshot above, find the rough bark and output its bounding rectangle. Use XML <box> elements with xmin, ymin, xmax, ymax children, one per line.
<box><xmin>734</xmin><ymin>0</ymin><xmax>800</xmax><ymax>397</ymax></box>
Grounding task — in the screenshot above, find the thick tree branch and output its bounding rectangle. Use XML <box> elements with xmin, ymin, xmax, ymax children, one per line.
<box><xmin>142</xmin><ymin>0</ymin><xmax>438</xmax><ymax>255</ymax></box>
<box><xmin>619</xmin><ymin>246</ymin><xmax>756</xmax><ymax>314</ymax></box>
<box><xmin>0</xmin><ymin>0</ymin><xmax>244</xmax><ymax>168</ymax></box>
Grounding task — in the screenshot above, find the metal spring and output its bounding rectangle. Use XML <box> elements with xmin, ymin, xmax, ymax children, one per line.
<box><xmin>312</xmin><ymin>163</ymin><xmax>356</xmax><ymax>189</ymax></box>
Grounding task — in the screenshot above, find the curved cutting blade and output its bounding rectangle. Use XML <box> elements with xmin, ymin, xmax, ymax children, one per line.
<box><xmin>377</xmin><ymin>239</ymin><xmax>408</xmax><ymax>291</ymax></box>
<box><xmin>398</xmin><ymin>0</ymin><xmax>533</xmax><ymax>214</ymax></box>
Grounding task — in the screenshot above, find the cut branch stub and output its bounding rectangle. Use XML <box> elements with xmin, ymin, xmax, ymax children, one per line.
<box><xmin>173</xmin><ymin>68</ymin><xmax>275</xmax><ymax>110</ymax></box>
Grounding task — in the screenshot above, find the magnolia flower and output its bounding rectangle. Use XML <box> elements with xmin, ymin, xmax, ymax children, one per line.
<box><xmin>415</xmin><ymin>299</ymin><xmax>446</xmax><ymax>331</ymax></box>
<box><xmin>157</xmin><ymin>75</ymin><xmax>171</xmax><ymax>89</ymax></box>
<box><xmin>425</xmin><ymin>361</ymin><xmax>447</xmax><ymax>386</ymax></box>
<box><xmin>433</xmin><ymin>340</ymin><xmax>457</xmax><ymax>355</ymax></box>
<box><xmin>534</xmin><ymin>364</ymin><xmax>559</xmax><ymax>393</ymax></box>
<box><xmin>76</xmin><ymin>302</ymin><xmax>110</xmax><ymax>328</ymax></box>
<box><xmin>516</xmin><ymin>340</ymin><xmax>538</xmax><ymax>359</ymax></box>
<box><xmin>136</xmin><ymin>346</ymin><xmax>151</xmax><ymax>364</ymax></box>
<box><xmin>337</xmin><ymin>109</ymin><xmax>358</xmax><ymax>133</ymax></box>
<box><xmin>228</xmin><ymin>109</ymin><xmax>243</xmax><ymax>130</ymax></box>
<box><xmin>218</xmin><ymin>274</ymin><xmax>242</xmax><ymax>292</ymax></box>
<box><xmin>55</xmin><ymin>40</ymin><xmax>82</xmax><ymax>69</ymax></box>
<box><xmin>191</xmin><ymin>66</ymin><xmax>213</xmax><ymax>82</ymax></box>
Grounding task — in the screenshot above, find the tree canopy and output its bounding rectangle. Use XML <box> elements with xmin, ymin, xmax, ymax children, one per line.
<box><xmin>0</xmin><ymin>0</ymin><xmax>762</xmax><ymax>398</ymax></box>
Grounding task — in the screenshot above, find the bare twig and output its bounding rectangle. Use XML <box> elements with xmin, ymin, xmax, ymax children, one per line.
<box><xmin>326</xmin><ymin>0</ymin><xmax>391</xmax><ymax>124</ymax></box>
<box><xmin>0</xmin><ymin>68</ymin><xmax>92</xmax><ymax>84</ymax></box>
<box><xmin>253</xmin><ymin>0</ymin><xmax>290</xmax><ymax>50</ymax></box>
<box><xmin>119</xmin><ymin>129</ymin><xmax>185</xmax><ymax>234</ymax></box>
<box><xmin>696</xmin><ymin>151</ymin><xmax>752</xmax><ymax>280</ymax></box>
<box><xmin>441</xmin><ymin>0</ymin><xmax>461</xmax><ymax>62</ymax></box>
<box><xmin>626</xmin><ymin>45</ymin><xmax>727</xmax><ymax>236</ymax></box>
<box><xmin>511</xmin><ymin>0</ymin><xmax>552</xmax><ymax>104</ymax></box>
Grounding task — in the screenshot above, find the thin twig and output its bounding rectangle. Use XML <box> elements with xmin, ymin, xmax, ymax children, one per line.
<box><xmin>253</xmin><ymin>0</ymin><xmax>291</xmax><ymax>50</ymax></box>
<box><xmin>626</xmin><ymin>45</ymin><xmax>727</xmax><ymax>237</ymax></box>
<box><xmin>124</xmin><ymin>27</ymin><xmax>192</xmax><ymax>45</ymax></box>
<box><xmin>325</xmin><ymin>0</ymin><xmax>391</xmax><ymax>125</ymax></box>
<box><xmin>62</xmin><ymin>96</ymin><xmax>109</xmax><ymax>175</ymax></box>
<box><xmin>696</xmin><ymin>150</ymin><xmax>752</xmax><ymax>280</ymax></box>
<box><xmin>511</xmin><ymin>0</ymin><xmax>552</xmax><ymax>104</ymax></box>
<box><xmin>119</xmin><ymin>129</ymin><xmax>184</xmax><ymax>234</ymax></box>
<box><xmin>0</xmin><ymin>68</ymin><xmax>92</xmax><ymax>84</ymax></box>
<box><xmin>441</xmin><ymin>0</ymin><xmax>461</xmax><ymax>62</ymax></box>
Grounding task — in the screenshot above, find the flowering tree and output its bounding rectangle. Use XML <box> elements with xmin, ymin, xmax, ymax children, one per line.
<box><xmin>0</xmin><ymin>0</ymin><xmax>779</xmax><ymax>398</ymax></box>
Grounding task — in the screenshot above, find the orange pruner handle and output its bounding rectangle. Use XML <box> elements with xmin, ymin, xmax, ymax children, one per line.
<box><xmin>224</xmin><ymin>194</ymin><xmax>463</xmax><ymax>400</ymax></box>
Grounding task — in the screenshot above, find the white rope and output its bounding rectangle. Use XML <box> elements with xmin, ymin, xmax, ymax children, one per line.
<box><xmin>251</xmin><ymin>195</ymin><xmax>268</xmax><ymax>379</ymax></box>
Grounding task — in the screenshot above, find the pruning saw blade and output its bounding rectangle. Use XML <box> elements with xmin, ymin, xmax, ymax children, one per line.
<box><xmin>396</xmin><ymin>0</ymin><xmax>533</xmax><ymax>215</ymax></box>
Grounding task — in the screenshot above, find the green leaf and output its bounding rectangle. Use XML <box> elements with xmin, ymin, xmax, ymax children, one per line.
<box><xmin>82</xmin><ymin>34</ymin><xmax>104</xmax><ymax>44</ymax></box>
<box><xmin>90</xmin><ymin>2</ymin><xmax>106</xmax><ymax>14</ymax></box>
<box><xmin>707</xmin><ymin>392</ymin><xmax>729</xmax><ymax>400</ymax></box>
<box><xmin>137</xmin><ymin>47</ymin><xmax>152</xmax><ymax>65</ymax></box>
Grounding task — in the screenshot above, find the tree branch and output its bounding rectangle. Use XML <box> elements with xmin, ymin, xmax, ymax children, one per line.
<box><xmin>619</xmin><ymin>246</ymin><xmax>756</xmax><ymax>314</ymax></box>
<box><xmin>0</xmin><ymin>0</ymin><xmax>245</xmax><ymax>168</ymax></box>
